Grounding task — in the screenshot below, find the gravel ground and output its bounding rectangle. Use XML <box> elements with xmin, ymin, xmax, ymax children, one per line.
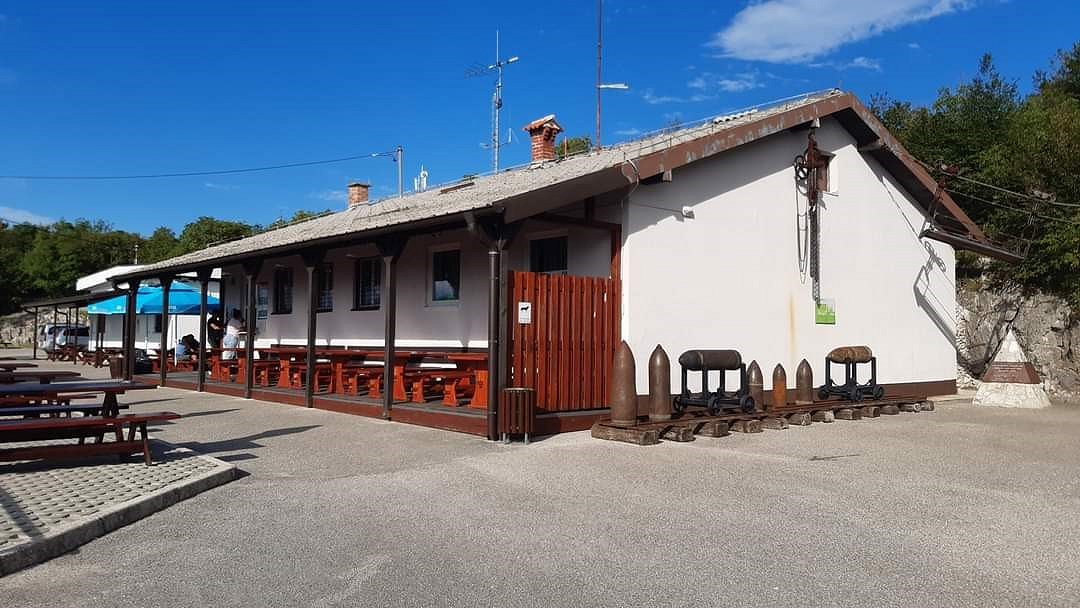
<box><xmin>3</xmin><ymin>352</ymin><xmax>1080</xmax><ymax>607</ymax></box>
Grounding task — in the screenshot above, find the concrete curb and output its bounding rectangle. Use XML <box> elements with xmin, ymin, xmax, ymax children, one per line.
<box><xmin>0</xmin><ymin>444</ymin><xmax>237</xmax><ymax>576</ymax></box>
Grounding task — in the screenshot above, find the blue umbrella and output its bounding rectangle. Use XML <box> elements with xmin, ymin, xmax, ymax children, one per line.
<box><xmin>88</xmin><ymin>281</ymin><xmax>220</xmax><ymax>315</ymax></box>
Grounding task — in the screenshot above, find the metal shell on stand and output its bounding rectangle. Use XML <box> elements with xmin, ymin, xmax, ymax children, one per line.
<box><xmin>796</xmin><ymin>359</ymin><xmax>814</xmax><ymax>403</ymax></box>
<box><xmin>610</xmin><ymin>341</ymin><xmax>638</xmax><ymax>427</ymax></box>
<box><xmin>648</xmin><ymin>345</ymin><xmax>672</xmax><ymax>422</ymax></box>
<box><xmin>772</xmin><ymin>364</ymin><xmax>787</xmax><ymax>409</ymax></box>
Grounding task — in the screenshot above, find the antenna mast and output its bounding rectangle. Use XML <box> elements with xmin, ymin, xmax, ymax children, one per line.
<box><xmin>466</xmin><ymin>31</ymin><xmax>519</xmax><ymax>172</ymax></box>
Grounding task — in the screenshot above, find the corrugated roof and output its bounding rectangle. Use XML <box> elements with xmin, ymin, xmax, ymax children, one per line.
<box><xmin>121</xmin><ymin>88</ymin><xmax>996</xmax><ymax>278</ymax></box>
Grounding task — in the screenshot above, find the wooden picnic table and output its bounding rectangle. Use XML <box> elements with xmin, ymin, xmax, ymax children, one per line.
<box><xmin>0</xmin><ymin>370</ymin><xmax>82</xmax><ymax>384</ymax></box>
<box><xmin>0</xmin><ymin>362</ymin><xmax>38</xmax><ymax>371</ymax></box>
<box><xmin>0</xmin><ymin>380</ymin><xmax>156</xmax><ymax>417</ymax></box>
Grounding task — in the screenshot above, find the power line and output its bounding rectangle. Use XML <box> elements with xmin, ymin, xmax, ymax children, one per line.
<box><xmin>945</xmin><ymin>188</ymin><xmax>1080</xmax><ymax>227</ymax></box>
<box><xmin>914</xmin><ymin>157</ymin><xmax>1080</xmax><ymax>209</ymax></box>
<box><xmin>0</xmin><ymin>151</ymin><xmax>397</xmax><ymax>181</ymax></box>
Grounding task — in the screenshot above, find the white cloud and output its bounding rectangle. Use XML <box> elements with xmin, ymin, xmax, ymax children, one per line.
<box><xmin>203</xmin><ymin>182</ymin><xmax>239</xmax><ymax>191</ymax></box>
<box><xmin>689</xmin><ymin>71</ymin><xmax>764</xmax><ymax>93</ymax></box>
<box><xmin>643</xmin><ymin>88</ymin><xmax>718</xmax><ymax>105</ymax></box>
<box><xmin>809</xmin><ymin>56</ymin><xmax>883</xmax><ymax>71</ymax></box>
<box><xmin>0</xmin><ymin>205</ymin><xmax>53</xmax><ymax>225</ymax></box>
<box><xmin>908</xmin><ymin>42</ymin><xmax>922</xmax><ymax>49</ymax></box>
<box><xmin>308</xmin><ymin>189</ymin><xmax>346</xmax><ymax>202</ymax></box>
<box><xmin>614</xmin><ymin>128</ymin><xmax>643</xmax><ymax>136</ymax></box>
<box><xmin>710</xmin><ymin>0</ymin><xmax>976</xmax><ymax>63</ymax></box>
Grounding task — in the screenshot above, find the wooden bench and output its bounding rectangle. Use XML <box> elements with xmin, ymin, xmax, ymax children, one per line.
<box><xmin>0</xmin><ymin>403</ymin><xmax>131</xmax><ymax>417</ymax></box>
<box><xmin>0</xmin><ymin>412</ymin><xmax>180</xmax><ymax>465</ymax></box>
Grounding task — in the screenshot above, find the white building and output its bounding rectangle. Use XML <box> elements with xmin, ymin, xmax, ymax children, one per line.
<box><xmin>112</xmin><ymin>90</ymin><xmax>1010</xmax><ymax>437</ymax></box>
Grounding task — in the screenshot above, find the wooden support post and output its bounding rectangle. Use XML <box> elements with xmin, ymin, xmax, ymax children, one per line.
<box><xmin>466</xmin><ymin>213</ymin><xmax>520</xmax><ymax>440</ymax></box>
<box><xmin>196</xmin><ymin>268</ymin><xmax>211</xmax><ymax>392</ymax></box>
<box><xmin>124</xmin><ymin>283</ymin><xmax>138</xmax><ymax>380</ymax></box>
<box><xmin>158</xmin><ymin>275</ymin><xmax>172</xmax><ymax>387</ymax></box>
<box><xmin>31</xmin><ymin>307</ymin><xmax>38</xmax><ymax>360</ymax></box>
<box><xmin>811</xmin><ymin>410</ymin><xmax>835</xmax><ymax>423</ymax></box>
<box><xmin>660</xmin><ymin>425</ymin><xmax>695</xmax><ymax>442</ymax></box>
<box><xmin>879</xmin><ymin>404</ymin><xmax>900</xmax><ymax>415</ymax></box>
<box><xmin>761</xmin><ymin>417</ymin><xmax>789</xmax><ymax>430</ymax></box>
<box><xmin>787</xmin><ymin>412</ymin><xmax>812</xmax><ymax>426</ymax></box>
<box><xmin>301</xmin><ymin>249</ymin><xmax>326</xmax><ymax>408</ymax></box>
<box><xmin>729</xmin><ymin>419</ymin><xmax>763</xmax><ymax>433</ymax></box>
<box><xmin>693</xmin><ymin>420</ymin><xmax>729</xmax><ymax>437</ymax></box>
<box><xmin>376</xmin><ymin>236</ymin><xmax>407</xmax><ymax>420</ymax></box>
<box><xmin>590</xmin><ymin>422</ymin><xmax>660</xmax><ymax>446</ymax></box>
<box><xmin>860</xmin><ymin>406</ymin><xmax>881</xmax><ymax>418</ymax></box>
<box><xmin>835</xmin><ymin>408</ymin><xmax>862</xmax><ymax>420</ymax></box>
<box><xmin>242</xmin><ymin>259</ymin><xmax>262</xmax><ymax>399</ymax></box>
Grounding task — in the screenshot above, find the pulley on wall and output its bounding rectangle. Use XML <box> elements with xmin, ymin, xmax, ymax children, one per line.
<box><xmin>793</xmin><ymin>120</ymin><xmax>829</xmax><ymax>301</ymax></box>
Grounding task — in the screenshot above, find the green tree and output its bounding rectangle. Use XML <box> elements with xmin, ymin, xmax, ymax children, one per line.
<box><xmin>555</xmin><ymin>135</ymin><xmax>591</xmax><ymax>160</ymax></box>
<box><xmin>139</xmin><ymin>227</ymin><xmax>179</xmax><ymax>263</ymax></box>
<box><xmin>265</xmin><ymin>209</ymin><xmax>330</xmax><ymax>231</ymax></box>
<box><xmin>172</xmin><ymin>217</ymin><xmax>255</xmax><ymax>256</ymax></box>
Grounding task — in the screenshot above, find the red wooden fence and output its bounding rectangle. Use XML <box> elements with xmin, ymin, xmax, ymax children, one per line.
<box><xmin>507</xmin><ymin>271</ymin><xmax>620</xmax><ymax>412</ymax></box>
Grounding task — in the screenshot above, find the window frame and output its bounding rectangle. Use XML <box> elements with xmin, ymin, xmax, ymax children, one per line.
<box><xmin>352</xmin><ymin>257</ymin><xmax>382</xmax><ymax>311</ymax></box>
<box><xmin>528</xmin><ymin>233</ymin><xmax>569</xmax><ymax>275</ymax></box>
<box><xmin>272</xmin><ymin>267</ymin><xmax>294</xmax><ymax>315</ymax></box>
<box><xmin>427</xmin><ymin>244</ymin><xmax>462</xmax><ymax>306</ymax></box>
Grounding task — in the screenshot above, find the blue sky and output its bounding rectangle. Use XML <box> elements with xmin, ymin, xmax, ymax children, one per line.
<box><xmin>0</xmin><ymin>0</ymin><xmax>1077</xmax><ymax>235</ymax></box>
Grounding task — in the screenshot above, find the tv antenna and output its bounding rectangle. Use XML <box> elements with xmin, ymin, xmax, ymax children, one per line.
<box><xmin>466</xmin><ymin>31</ymin><xmax>519</xmax><ymax>172</ymax></box>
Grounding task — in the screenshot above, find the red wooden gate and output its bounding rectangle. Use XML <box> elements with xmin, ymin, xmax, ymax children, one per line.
<box><xmin>507</xmin><ymin>272</ymin><xmax>620</xmax><ymax>412</ymax></box>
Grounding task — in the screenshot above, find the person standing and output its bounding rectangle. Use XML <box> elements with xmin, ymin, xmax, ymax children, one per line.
<box><xmin>221</xmin><ymin>309</ymin><xmax>244</xmax><ymax>360</ymax></box>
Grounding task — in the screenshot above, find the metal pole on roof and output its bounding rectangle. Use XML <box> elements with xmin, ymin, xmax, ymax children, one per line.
<box><xmin>596</xmin><ymin>0</ymin><xmax>602</xmax><ymax>149</ymax></box>
<box><xmin>396</xmin><ymin>146</ymin><xmax>404</xmax><ymax>198</ymax></box>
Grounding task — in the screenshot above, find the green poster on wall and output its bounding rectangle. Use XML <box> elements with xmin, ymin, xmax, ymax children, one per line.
<box><xmin>815</xmin><ymin>298</ymin><xmax>836</xmax><ymax>325</ymax></box>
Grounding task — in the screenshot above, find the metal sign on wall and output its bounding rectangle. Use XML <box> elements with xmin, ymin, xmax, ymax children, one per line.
<box><xmin>815</xmin><ymin>298</ymin><xmax>836</xmax><ymax>325</ymax></box>
<box><xmin>518</xmin><ymin>301</ymin><xmax>532</xmax><ymax>324</ymax></box>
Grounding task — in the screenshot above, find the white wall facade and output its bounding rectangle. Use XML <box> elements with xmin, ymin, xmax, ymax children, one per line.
<box><xmin>92</xmin><ymin>282</ymin><xmax>221</xmax><ymax>353</ymax></box>
<box><xmin>622</xmin><ymin>117</ymin><xmax>957</xmax><ymax>392</ymax></box>
<box><xmin>217</xmin><ymin>223</ymin><xmax>612</xmax><ymax>351</ymax></box>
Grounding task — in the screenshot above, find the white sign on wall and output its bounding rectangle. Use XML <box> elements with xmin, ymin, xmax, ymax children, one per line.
<box><xmin>518</xmin><ymin>301</ymin><xmax>532</xmax><ymax>325</ymax></box>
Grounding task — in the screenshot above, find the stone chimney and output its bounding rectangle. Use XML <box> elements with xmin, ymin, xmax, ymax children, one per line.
<box><xmin>347</xmin><ymin>182</ymin><xmax>370</xmax><ymax>208</ymax></box>
<box><xmin>523</xmin><ymin>115</ymin><xmax>564</xmax><ymax>163</ymax></box>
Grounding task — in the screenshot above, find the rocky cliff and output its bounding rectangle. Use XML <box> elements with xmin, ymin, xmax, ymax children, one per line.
<box><xmin>957</xmin><ymin>283</ymin><xmax>1079</xmax><ymax>399</ymax></box>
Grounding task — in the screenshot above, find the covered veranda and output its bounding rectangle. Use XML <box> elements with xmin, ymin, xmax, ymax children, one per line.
<box><xmin>114</xmin><ymin>166</ymin><xmax>629</xmax><ymax>439</ymax></box>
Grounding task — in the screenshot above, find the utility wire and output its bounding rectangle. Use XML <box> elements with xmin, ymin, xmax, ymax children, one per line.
<box><xmin>0</xmin><ymin>151</ymin><xmax>396</xmax><ymax>180</ymax></box>
<box><xmin>945</xmin><ymin>188</ymin><xmax>1080</xmax><ymax>227</ymax></box>
<box><xmin>915</xmin><ymin>157</ymin><xmax>1080</xmax><ymax>209</ymax></box>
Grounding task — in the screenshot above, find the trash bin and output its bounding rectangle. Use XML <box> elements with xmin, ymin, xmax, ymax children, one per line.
<box><xmin>499</xmin><ymin>387</ymin><xmax>535</xmax><ymax>444</ymax></box>
<box><xmin>108</xmin><ymin>355</ymin><xmax>125</xmax><ymax>379</ymax></box>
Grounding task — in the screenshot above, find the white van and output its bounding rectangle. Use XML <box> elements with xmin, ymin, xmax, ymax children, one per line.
<box><xmin>39</xmin><ymin>325</ymin><xmax>90</xmax><ymax>352</ymax></box>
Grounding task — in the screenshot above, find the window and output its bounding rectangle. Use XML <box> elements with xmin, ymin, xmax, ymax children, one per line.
<box><xmin>273</xmin><ymin>267</ymin><xmax>293</xmax><ymax>314</ymax></box>
<box><xmin>353</xmin><ymin>257</ymin><xmax>381</xmax><ymax>310</ymax></box>
<box><xmin>816</xmin><ymin>152</ymin><xmax>834</xmax><ymax>193</ymax></box>
<box><xmin>530</xmin><ymin>236</ymin><xmax>568</xmax><ymax>274</ymax></box>
<box><xmin>315</xmin><ymin>263</ymin><xmax>334</xmax><ymax>312</ymax></box>
<box><xmin>430</xmin><ymin>248</ymin><xmax>461</xmax><ymax>303</ymax></box>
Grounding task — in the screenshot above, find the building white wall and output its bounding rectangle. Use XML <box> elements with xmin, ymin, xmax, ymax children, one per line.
<box><xmin>622</xmin><ymin>117</ymin><xmax>957</xmax><ymax>393</ymax></box>
<box><xmin>213</xmin><ymin>223</ymin><xmax>614</xmax><ymax>351</ymax></box>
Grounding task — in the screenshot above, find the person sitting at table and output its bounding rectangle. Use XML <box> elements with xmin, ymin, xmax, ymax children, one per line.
<box><xmin>221</xmin><ymin>309</ymin><xmax>245</xmax><ymax>360</ymax></box>
<box><xmin>175</xmin><ymin>334</ymin><xmax>200</xmax><ymax>365</ymax></box>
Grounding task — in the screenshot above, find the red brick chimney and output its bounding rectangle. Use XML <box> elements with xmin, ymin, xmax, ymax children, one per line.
<box><xmin>347</xmin><ymin>182</ymin><xmax>370</xmax><ymax>208</ymax></box>
<box><xmin>523</xmin><ymin>115</ymin><xmax>564</xmax><ymax>163</ymax></box>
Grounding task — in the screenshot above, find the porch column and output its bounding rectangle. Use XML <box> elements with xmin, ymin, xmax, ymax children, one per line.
<box><xmin>242</xmin><ymin>259</ymin><xmax>262</xmax><ymax>399</ymax></box>
<box><xmin>301</xmin><ymin>249</ymin><xmax>326</xmax><ymax>408</ymax></box>
<box><xmin>196</xmin><ymin>268</ymin><xmax>212</xmax><ymax>392</ymax></box>
<box><xmin>31</xmin><ymin>307</ymin><xmax>39</xmax><ymax>360</ymax></box>
<box><xmin>158</xmin><ymin>275</ymin><xmax>173</xmax><ymax>387</ymax></box>
<box><xmin>376</xmin><ymin>236</ymin><xmax>407</xmax><ymax>419</ymax></box>
<box><xmin>124</xmin><ymin>282</ymin><xmax>138</xmax><ymax>380</ymax></box>
<box><xmin>468</xmin><ymin>213</ymin><xmax>520</xmax><ymax>440</ymax></box>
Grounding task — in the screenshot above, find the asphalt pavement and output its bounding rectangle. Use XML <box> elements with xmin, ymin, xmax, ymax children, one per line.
<box><xmin>3</xmin><ymin>352</ymin><xmax>1080</xmax><ymax>607</ymax></box>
